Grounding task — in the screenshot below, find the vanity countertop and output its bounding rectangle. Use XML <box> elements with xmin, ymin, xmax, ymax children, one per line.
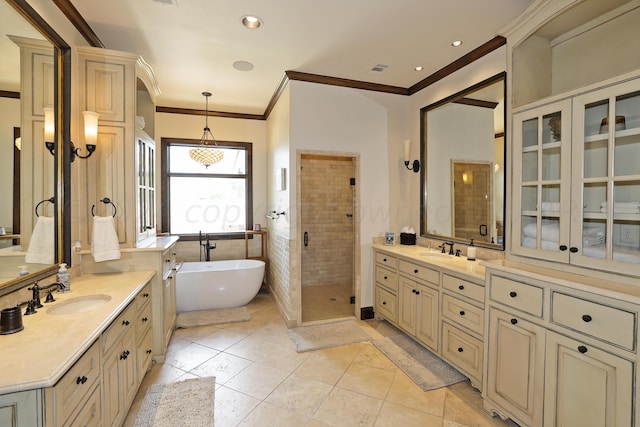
<box><xmin>0</xmin><ymin>270</ymin><xmax>155</xmax><ymax>395</ymax></box>
<box><xmin>372</xmin><ymin>243</ymin><xmax>485</xmax><ymax>281</ymax></box>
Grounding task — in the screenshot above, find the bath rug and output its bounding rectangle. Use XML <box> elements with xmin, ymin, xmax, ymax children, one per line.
<box><xmin>134</xmin><ymin>376</ymin><xmax>215</xmax><ymax>427</ymax></box>
<box><xmin>372</xmin><ymin>334</ymin><xmax>467</xmax><ymax>391</ymax></box>
<box><xmin>176</xmin><ymin>306</ymin><xmax>250</xmax><ymax>328</ymax></box>
<box><xmin>288</xmin><ymin>320</ymin><xmax>372</xmax><ymax>352</ymax></box>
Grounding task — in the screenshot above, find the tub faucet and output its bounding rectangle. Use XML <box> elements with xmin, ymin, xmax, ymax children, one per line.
<box><xmin>199</xmin><ymin>231</ymin><xmax>216</xmax><ymax>262</ymax></box>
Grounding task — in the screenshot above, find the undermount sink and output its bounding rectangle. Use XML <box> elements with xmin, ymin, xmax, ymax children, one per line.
<box><xmin>419</xmin><ymin>251</ymin><xmax>451</xmax><ymax>258</ymax></box>
<box><xmin>47</xmin><ymin>294</ymin><xmax>112</xmax><ymax>315</ymax></box>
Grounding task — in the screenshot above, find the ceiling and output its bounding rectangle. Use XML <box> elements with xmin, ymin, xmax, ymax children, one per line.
<box><xmin>24</xmin><ymin>0</ymin><xmax>534</xmax><ymax>115</ymax></box>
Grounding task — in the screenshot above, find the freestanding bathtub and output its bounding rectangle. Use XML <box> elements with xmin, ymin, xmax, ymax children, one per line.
<box><xmin>176</xmin><ymin>259</ymin><xmax>265</xmax><ymax>312</ymax></box>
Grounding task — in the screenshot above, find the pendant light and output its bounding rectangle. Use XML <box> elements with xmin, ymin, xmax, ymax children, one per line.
<box><xmin>189</xmin><ymin>91</ymin><xmax>224</xmax><ymax>167</ymax></box>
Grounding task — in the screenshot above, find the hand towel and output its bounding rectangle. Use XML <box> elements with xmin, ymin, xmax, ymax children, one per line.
<box><xmin>25</xmin><ymin>216</ymin><xmax>55</xmax><ymax>264</ymax></box>
<box><xmin>91</xmin><ymin>216</ymin><xmax>121</xmax><ymax>262</ymax></box>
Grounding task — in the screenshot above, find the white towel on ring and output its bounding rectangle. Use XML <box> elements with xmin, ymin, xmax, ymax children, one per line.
<box><xmin>25</xmin><ymin>216</ymin><xmax>55</xmax><ymax>264</ymax></box>
<box><xmin>91</xmin><ymin>216</ymin><xmax>121</xmax><ymax>262</ymax></box>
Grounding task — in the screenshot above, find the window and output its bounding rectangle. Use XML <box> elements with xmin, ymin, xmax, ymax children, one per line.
<box><xmin>161</xmin><ymin>138</ymin><xmax>252</xmax><ymax>238</ymax></box>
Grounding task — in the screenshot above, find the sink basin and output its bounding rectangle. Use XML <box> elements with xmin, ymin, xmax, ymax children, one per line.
<box><xmin>47</xmin><ymin>295</ymin><xmax>111</xmax><ymax>315</ymax></box>
<box><xmin>419</xmin><ymin>251</ymin><xmax>451</xmax><ymax>258</ymax></box>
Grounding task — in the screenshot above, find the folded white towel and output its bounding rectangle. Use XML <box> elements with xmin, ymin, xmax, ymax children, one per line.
<box><xmin>522</xmin><ymin>237</ymin><xmax>559</xmax><ymax>251</ymax></box>
<box><xmin>600</xmin><ymin>206</ymin><xmax>640</xmax><ymax>214</ymax></box>
<box><xmin>523</xmin><ymin>220</ymin><xmax>603</xmax><ymax>242</ymax></box>
<box><xmin>25</xmin><ymin>216</ymin><xmax>55</xmax><ymax>264</ymax></box>
<box><xmin>92</xmin><ymin>216</ymin><xmax>121</xmax><ymax>262</ymax></box>
<box><xmin>541</xmin><ymin>202</ymin><xmax>560</xmax><ymax>212</ymax></box>
<box><xmin>600</xmin><ymin>201</ymin><xmax>640</xmax><ymax>209</ymax></box>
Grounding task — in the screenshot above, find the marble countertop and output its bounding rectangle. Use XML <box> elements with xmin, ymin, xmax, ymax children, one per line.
<box><xmin>372</xmin><ymin>243</ymin><xmax>485</xmax><ymax>281</ymax></box>
<box><xmin>0</xmin><ymin>270</ymin><xmax>155</xmax><ymax>394</ymax></box>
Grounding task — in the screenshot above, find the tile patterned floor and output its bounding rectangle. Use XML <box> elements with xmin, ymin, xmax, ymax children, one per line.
<box><xmin>301</xmin><ymin>283</ymin><xmax>354</xmax><ymax>322</ymax></box>
<box><xmin>123</xmin><ymin>294</ymin><xmax>515</xmax><ymax>427</ymax></box>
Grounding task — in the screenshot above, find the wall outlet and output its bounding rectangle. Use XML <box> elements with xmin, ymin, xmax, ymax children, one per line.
<box><xmin>620</xmin><ymin>225</ymin><xmax>638</xmax><ymax>244</ymax></box>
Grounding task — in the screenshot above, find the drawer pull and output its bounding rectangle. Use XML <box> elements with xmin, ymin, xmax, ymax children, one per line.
<box><xmin>414</xmin><ymin>269</ymin><xmax>419</xmax><ymax>274</ymax></box>
<box><xmin>166</xmin><ymin>259</ymin><xmax>171</xmax><ymax>263</ymax></box>
<box><xmin>510</xmin><ymin>318</ymin><xmax>518</xmax><ymax>325</ymax></box>
<box><xmin>459</xmin><ymin>311</ymin><xmax>465</xmax><ymax>316</ymax></box>
<box><xmin>146</xmin><ymin>349</ymin><xmax>152</xmax><ymax>354</ymax></box>
<box><xmin>509</xmin><ymin>291</ymin><xmax>517</xmax><ymax>298</ymax></box>
<box><xmin>142</xmin><ymin>317</ymin><xmax>149</xmax><ymax>322</ymax></box>
<box><xmin>120</xmin><ymin>350</ymin><xmax>130</xmax><ymax>360</ymax></box>
<box><xmin>383</xmin><ymin>276</ymin><xmax>388</xmax><ymax>280</ymax></box>
<box><xmin>168</xmin><ymin>276</ymin><xmax>173</xmax><ymax>280</ymax></box>
<box><xmin>457</xmin><ymin>347</ymin><xmax>464</xmax><ymax>353</ymax></box>
<box><xmin>582</xmin><ymin>314</ymin><xmax>592</xmax><ymax>323</ymax></box>
<box><xmin>382</xmin><ymin>301</ymin><xmax>387</xmax><ymax>305</ymax></box>
<box><xmin>570</xmin><ymin>247</ymin><xmax>579</xmax><ymax>253</ymax></box>
<box><xmin>415</xmin><ymin>290</ymin><xmax>420</xmax><ymax>295</ymax></box>
<box><xmin>383</xmin><ymin>258</ymin><xmax>387</xmax><ymax>262</ymax></box>
<box><xmin>143</xmin><ymin>293</ymin><xmax>150</xmax><ymax>298</ymax></box>
<box><xmin>122</xmin><ymin>320</ymin><xmax>130</xmax><ymax>326</ymax></box>
<box><xmin>458</xmin><ymin>285</ymin><xmax>464</xmax><ymax>290</ymax></box>
<box><xmin>76</xmin><ymin>375</ymin><xmax>88</xmax><ymax>385</ymax></box>
<box><xmin>578</xmin><ymin>345</ymin><xmax>588</xmax><ymax>354</ymax></box>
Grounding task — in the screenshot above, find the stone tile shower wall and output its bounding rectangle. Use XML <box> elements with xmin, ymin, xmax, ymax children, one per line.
<box><xmin>301</xmin><ymin>156</ymin><xmax>355</xmax><ymax>287</ymax></box>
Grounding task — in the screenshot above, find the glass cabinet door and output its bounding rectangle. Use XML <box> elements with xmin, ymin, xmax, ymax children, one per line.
<box><xmin>512</xmin><ymin>100</ymin><xmax>572</xmax><ymax>262</ymax></box>
<box><xmin>571</xmin><ymin>80</ymin><xmax>640</xmax><ymax>270</ymax></box>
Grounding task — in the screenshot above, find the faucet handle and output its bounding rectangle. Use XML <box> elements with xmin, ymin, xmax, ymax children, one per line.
<box><xmin>24</xmin><ymin>300</ymin><xmax>37</xmax><ymax>315</ymax></box>
<box><xmin>45</xmin><ymin>290</ymin><xmax>56</xmax><ymax>303</ymax></box>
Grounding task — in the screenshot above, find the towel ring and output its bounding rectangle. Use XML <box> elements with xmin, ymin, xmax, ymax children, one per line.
<box><xmin>91</xmin><ymin>197</ymin><xmax>117</xmax><ymax>217</ymax></box>
<box><xmin>35</xmin><ymin>197</ymin><xmax>55</xmax><ymax>217</ymax></box>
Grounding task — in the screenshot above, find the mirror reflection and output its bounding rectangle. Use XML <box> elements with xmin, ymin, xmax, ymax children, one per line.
<box><xmin>0</xmin><ymin>0</ymin><xmax>57</xmax><ymax>285</ymax></box>
<box><xmin>421</xmin><ymin>73</ymin><xmax>506</xmax><ymax>249</ymax></box>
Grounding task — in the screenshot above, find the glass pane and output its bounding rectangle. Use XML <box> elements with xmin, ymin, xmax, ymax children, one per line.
<box><xmin>521</xmin><ymin>216</ymin><xmax>537</xmax><ymax>248</ymax></box>
<box><xmin>585</xmin><ymin>99</ymin><xmax>609</xmax><ymax>137</ymax></box>
<box><xmin>169</xmin><ymin>145</ymin><xmax>247</xmax><ymax>174</ymax></box>
<box><xmin>522</xmin><ymin>118</ymin><xmax>538</xmax><ymax>148</ymax></box>
<box><xmin>582</xmin><ymin>218</ymin><xmax>606</xmax><ymax>259</ymax></box>
<box><xmin>584</xmin><ymin>139</ymin><xmax>608</xmax><ymax>178</ymax></box>
<box><xmin>522</xmin><ymin>151</ymin><xmax>538</xmax><ymax>182</ymax></box>
<box><xmin>616</xmin><ymin>90</ymin><xmax>640</xmax><ymax>132</ymax></box>
<box><xmin>521</xmin><ymin>186</ymin><xmax>537</xmax><ymax>212</ymax></box>
<box><xmin>611</xmin><ymin>180</ymin><xmax>640</xmax><ymax>263</ymax></box>
<box><xmin>614</xmin><ymin>135</ymin><xmax>640</xmax><ymax>176</ymax></box>
<box><xmin>543</xmin><ymin>112</ymin><xmax>561</xmax><ymax>144</ymax></box>
<box><xmin>541</xmin><ymin>184</ymin><xmax>560</xmax><ymax>215</ymax></box>
<box><xmin>170</xmin><ymin>177</ymin><xmax>247</xmax><ymax>233</ymax></box>
<box><xmin>541</xmin><ymin>146</ymin><xmax>561</xmax><ymax>181</ymax></box>
<box><xmin>583</xmin><ymin>182</ymin><xmax>607</xmax><ymax>215</ymax></box>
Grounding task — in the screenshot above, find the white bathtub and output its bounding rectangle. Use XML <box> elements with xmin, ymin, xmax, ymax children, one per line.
<box><xmin>176</xmin><ymin>259</ymin><xmax>265</xmax><ymax>312</ymax></box>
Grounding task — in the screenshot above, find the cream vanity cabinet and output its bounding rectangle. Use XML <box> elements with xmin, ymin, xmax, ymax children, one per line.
<box><xmin>483</xmin><ymin>265</ymin><xmax>637</xmax><ymax>427</ymax></box>
<box><xmin>374</xmin><ymin>252</ymin><xmax>398</xmax><ymax>323</ymax></box>
<box><xmin>76</xmin><ymin>46</ymin><xmax>160</xmax><ymax>248</ymax></box>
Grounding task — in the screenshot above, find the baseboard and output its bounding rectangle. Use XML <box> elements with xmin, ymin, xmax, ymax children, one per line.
<box><xmin>360</xmin><ymin>306</ymin><xmax>374</xmax><ymax>320</ymax></box>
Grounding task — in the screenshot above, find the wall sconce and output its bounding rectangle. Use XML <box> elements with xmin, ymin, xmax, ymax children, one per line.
<box><xmin>44</xmin><ymin>108</ymin><xmax>99</xmax><ymax>162</ymax></box>
<box><xmin>403</xmin><ymin>139</ymin><xmax>420</xmax><ymax>173</ymax></box>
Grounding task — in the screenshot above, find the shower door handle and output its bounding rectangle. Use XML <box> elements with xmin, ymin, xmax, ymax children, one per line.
<box><xmin>304</xmin><ymin>231</ymin><xmax>309</xmax><ymax>247</ymax></box>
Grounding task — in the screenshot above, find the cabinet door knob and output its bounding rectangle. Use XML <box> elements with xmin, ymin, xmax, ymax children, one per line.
<box><xmin>415</xmin><ymin>291</ymin><xmax>420</xmax><ymax>295</ymax></box>
<box><xmin>143</xmin><ymin>293</ymin><xmax>150</xmax><ymax>298</ymax></box>
<box><xmin>510</xmin><ymin>318</ymin><xmax>518</xmax><ymax>325</ymax></box>
<box><xmin>459</xmin><ymin>311</ymin><xmax>465</xmax><ymax>316</ymax></box>
<box><xmin>578</xmin><ymin>345</ymin><xmax>588</xmax><ymax>354</ymax></box>
<box><xmin>570</xmin><ymin>247</ymin><xmax>579</xmax><ymax>253</ymax></box>
<box><xmin>458</xmin><ymin>285</ymin><xmax>465</xmax><ymax>290</ymax></box>
<box><xmin>383</xmin><ymin>258</ymin><xmax>387</xmax><ymax>262</ymax></box>
<box><xmin>382</xmin><ymin>301</ymin><xmax>386</xmax><ymax>305</ymax></box>
<box><xmin>142</xmin><ymin>317</ymin><xmax>149</xmax><ymax>322</ymax></box>
<box><xmin>146</xmin><ymin>349</ymin><xmax>152</xmax><ymax>354</ymax></box>
<box><xmin>383</xmin><ymin>276</ymin><xmax>388</xmax><ymax>280</ymax></box>
<box><xmin>582</xmin><ymin>314</ymin><xmax>592</xmax><ymax>322</ymax></box>
<box><xmin>509</xmin><ymin>291</ymin><xmax>517</xmax><ymax>298</ymax></box>
<box><xmin>457</xmin><ymin>347</ymin><xmax>464</xmax><ymax>353</ymax></box>
<box><xmin>559</xmin><ymin>245</ymin><xmax>568</xmax><ymax>251</ymax></box>
<box><xmin>414</xmin><ymin>269</ymin><xmax>419</xmax><ymax>274</ymax></box>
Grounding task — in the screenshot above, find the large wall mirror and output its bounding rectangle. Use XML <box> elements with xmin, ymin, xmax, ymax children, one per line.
<box><xmin>0</xmin><ymin>0</ymin><xmax>71</xmax><ymax>295</ymax></box>
<box><xmin>420</xmin><ymin>72</ymin><xmax>506</xmax><ymax>250</ymax></box>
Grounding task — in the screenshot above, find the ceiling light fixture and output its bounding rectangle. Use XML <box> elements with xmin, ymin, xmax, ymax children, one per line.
<box><xmin>189</xmin><ymin>92</ymin><xmax>224</xmax><ymax>168</ymax></box>
<box><xmin>242</xmin><ymin>15</ymin><xmax>262</xmax><ymax>29</ymax></box>
<box><xmin>451</xmin><ymin>40</ymin><xmax>463</xmax><ymax>47</ymax></box>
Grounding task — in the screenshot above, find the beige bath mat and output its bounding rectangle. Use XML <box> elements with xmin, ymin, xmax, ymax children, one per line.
<box><xmin>134</xmin><ymin>377</ymin><xmax>215</xmax><ymax>427</ymax></box>
<box><xmin>176</xmin><ymin>306</ymin><xmax>250</xmax><ymax>328</ymax></box>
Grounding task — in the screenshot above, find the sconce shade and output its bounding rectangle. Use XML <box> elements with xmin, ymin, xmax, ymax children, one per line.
<box><xmin>83</xmin><ymin>111</ymin><xmax>99</xmax><ymax>148</ymax></box>
<box><xmin>403</xmin><ymin>139</ymin><xmax>411</xmax><ymax>162</ymax></box>
<box><xmin>43</xmin><ymin>107</ymin><xmax>55</xmax><ymax>143</ymax></box>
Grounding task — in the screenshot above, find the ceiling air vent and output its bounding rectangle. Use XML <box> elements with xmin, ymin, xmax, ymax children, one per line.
<box><xmin>371</xmin><ymin>64</ymin><xmax>388</xmax><ymax>72</ymax></box>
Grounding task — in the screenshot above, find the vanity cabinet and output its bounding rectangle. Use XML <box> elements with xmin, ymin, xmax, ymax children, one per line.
<box><xmin>374</xmin><ymin>253</ymin><xmax>398</xmax><ymax>323</ymax></box>
<box><xmin>483</xmin><ymin>265</ymin><xmax>638</xmax><ymax>427</ymax></box>
<box><xmin>397</xmin><ymin>264</ymin><xmax>439</xmax><ymax>353</ymax></box>
<box><xmin>0</xmin><ymin>390</ymin><xmax>41</xmax><ymax>427</ymax></box>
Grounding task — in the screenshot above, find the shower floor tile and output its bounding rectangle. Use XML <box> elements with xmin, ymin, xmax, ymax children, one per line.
<box><xmin>301</xmin><ymin>283</ymin><xmax>354</xmax><ymax>322</ymax></box>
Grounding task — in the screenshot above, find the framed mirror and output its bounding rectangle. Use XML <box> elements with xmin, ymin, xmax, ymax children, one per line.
<box><xmin>0</xmin><ymin>0</ymin><xmax>71</xmax><ymax>295</ymax></box>
<box><xmin>420</xmin><ymin>72</ymin><xmax>506</xmax><ymax>250</ymax></box>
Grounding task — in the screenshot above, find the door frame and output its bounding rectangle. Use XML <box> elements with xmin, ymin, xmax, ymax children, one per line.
<box><xmin>296</xmin><ymin>149</ymin><xmax>361</xmax><ymax>326</ymax></box>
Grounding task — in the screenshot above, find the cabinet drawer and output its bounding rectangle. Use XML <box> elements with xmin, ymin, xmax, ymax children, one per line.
<box><xmin>442</xmin><ymin>274</ymin><xmax>484</xmax><ymax>303</ymax></box>
<box><xmin>376</xmin><ymin>252</ymin><xmax>397</xmax><ymax>269</ymax></box>
<box><xmin>399</xmin><ymin>260</ymin><xmax>439</xmax><ymax>285</ymax></box>
<box><xmin>136</xmin><ymin>300</ymin><xmax>152</xmax><ymax>341</ymax></box>
<box><xmin>375</xmin><ymin>285</ymin><xmax>396</xmax><ymax>322</ymax></box>
<box><xmin>138</xmin><ymin>328</ymin><xmax>154</xmax><ymax>378</ymax></box>
<box><xmin>63</xmin><ymin>383</ymin><xmax>101</xmax><ymax>427</ymax></box>
<box><xmin>375</xmin><ymin>266</ymin><xmax>397</xmax><ymax>292</ymax></box>
<box><xmin>442</xmin><ymin>294</ymin><xmax>484</xmax><ymax>335</ymax></box>
<box><xmin>162</xmin><ymin>250</ymin><xmax>176</xmax><ymax>275</ymax></box>
<box><xmin>551</xmin><ymin>292</ymin><xmax>636</xmax><ymax>351</ymax></box>
<box><xmin>52</xmin><ymin>340</ymin><xmax>100</xmax><ymax>426</ymax></box>
<box><xmin>490</xmin><ymin>275</ymin><xmax>543</xmax><ymax>317</ymax></box>
<box><xmin>441</xmin><ymin>322</ymin><xmax>483</xmax><ymax>383</ymax></box>
<box><xmin>135</xmin><ymin>282</ymin><xmax>152</xmax><ymax>311</ymax></box>
<box><xmin>102</xmin><ymin>301</ymin><xmax>137</xmax><ymax>354</ymax></box>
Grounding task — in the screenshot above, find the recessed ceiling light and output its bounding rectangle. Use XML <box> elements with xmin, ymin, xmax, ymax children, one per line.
<box><xmin>242</xmin><ymin>15</ymin><xmax>262</xmax><ymax>29</ymax></box>
<box><xmin>233</xmin><ymin>61</ymin><xmax>254</xmax><ymax>71</ymax></box>
<box><xmin>451</xmin><ymin>40</ymin><xmax>463</xmax><ymax>47</ymax></box>
<box><xmin>414</xmin><ymin>66</ymin><xmax>423</xmax><ymax>71</ymax></box>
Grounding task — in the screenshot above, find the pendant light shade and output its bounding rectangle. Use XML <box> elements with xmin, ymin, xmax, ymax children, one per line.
<box><xmin>189</xmin><ymin>91</ymin><xmax>224</xmax><ymax>167</ymax></box>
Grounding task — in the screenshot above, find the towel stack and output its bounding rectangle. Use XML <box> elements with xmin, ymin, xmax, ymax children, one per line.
<box><xmin>522</xmin><ymin>220</ymin><xmax>604</xmax><ymax>250</ymax></box>
<box><xmin>92</xmin><ymin>216</ymin><xmax>121</xmax><ymax>262</ymax></box>
<box><xmin>600</xmin><ymin>201</ymin><xmax>640</xmax><ymax>214</ymax></box>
